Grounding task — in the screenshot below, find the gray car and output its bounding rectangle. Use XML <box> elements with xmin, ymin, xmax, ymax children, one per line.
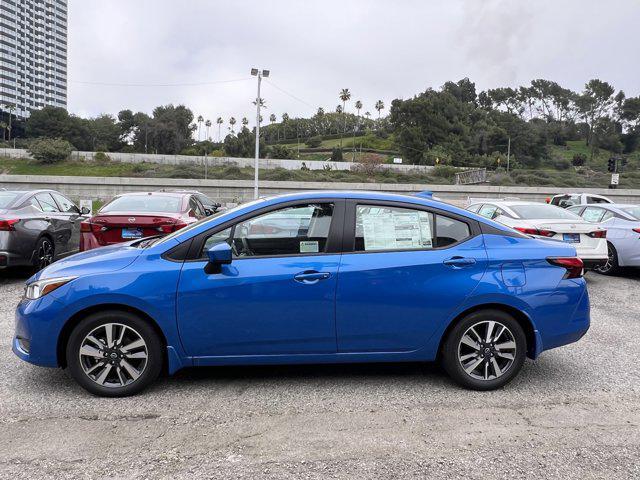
<box><xmin>0</xmin><ymin>190</ymin><xmax>90</xmax><ymax>271</ymax></box>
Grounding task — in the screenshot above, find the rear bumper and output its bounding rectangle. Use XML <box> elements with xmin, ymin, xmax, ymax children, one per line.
<box><xmin>0</xmin><ymin>250</ymin><xmax>32</xmax><ymax>269</ymax></box>
<box><xmin>582</xmin><ymin>259</ymin><xmax>607</xmax><ymax>269</ymax></box>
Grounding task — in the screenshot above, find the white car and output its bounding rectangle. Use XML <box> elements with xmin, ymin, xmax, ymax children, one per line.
<box><xmin>547</xmin><ymin>193</ymin><xmax>612</xmax><ymax>208</ymax></box>
<box><xmin>567</xmin><ymin>203</ymin><xmax>640</xmax><ymax>275</ymax></box>
<box><xmin>467</xmin><ymin>201</ymin><xmax>608</xmax><ymax>269</ymax></box>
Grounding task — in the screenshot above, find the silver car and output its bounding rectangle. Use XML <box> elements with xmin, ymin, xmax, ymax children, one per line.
<box><xmin>567</xmin><ymin>204</ymin><xmax>640</xmax><ymax>275</ymax></box>
<box><xmin>0</xmin><ymin>190</ymin><xmax>90</xmax><ymax>271</ymax></box>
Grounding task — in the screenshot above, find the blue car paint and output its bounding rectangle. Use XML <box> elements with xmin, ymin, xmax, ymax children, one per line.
<box><xmin>13</xmin><ymin>191</ymin><xmax>590</xmax><ymax>375</ymax></box>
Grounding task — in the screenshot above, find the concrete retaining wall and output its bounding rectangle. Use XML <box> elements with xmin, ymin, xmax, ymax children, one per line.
<box><xmin>0</xmin><ymin>147</ymin><xmax>433</xmax><ymax>173</ymax></box>
<box><xmin>1</xmin><ymin>174</ymin><xmax>639</xmax><ymax>207</ymax></box>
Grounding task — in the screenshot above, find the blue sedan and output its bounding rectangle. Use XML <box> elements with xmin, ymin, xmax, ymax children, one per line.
<box><xmin>13</xmin><ymin>191</ymin><xmax>590</xmax><ymax>396</ymax></box>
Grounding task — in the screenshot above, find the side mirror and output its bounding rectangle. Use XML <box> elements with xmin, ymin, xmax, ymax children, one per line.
<box><xmin>80</xmin><ymin>206</ymin><xmax>91</xmax><ymax>215</ymax></box>
<box><xmin>204</xmin><ymin>208</ymin><xmax>214</xmax><ymax>216</ymax></box>
<box><xmin>205</xmin><ymin>242</ymin><xmax>232</xmax><ymax>274</ymax></box>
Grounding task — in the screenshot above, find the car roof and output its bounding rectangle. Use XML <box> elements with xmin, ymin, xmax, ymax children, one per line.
<box><xmin>114</xmin><ymin>191</ymin><xmax>190</xmax><ymax>199</ymax></box>
<box><xmin>469</xmin><ymin>200</ymin><xmax>545</xmax><ymax>207</ymax></box>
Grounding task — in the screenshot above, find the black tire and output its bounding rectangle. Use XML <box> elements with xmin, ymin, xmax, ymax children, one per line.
<box><xmin>33</xmin><ymin>236</ymin><xmax>55</xmax><ymax>271</ymax></box>
<box><xmin>66</xmin><ymin>311</ymin><xmax>163</xmax><ymax>397</ymax></box>
<box><xmin>441</xmin><ymin>309</ymin><xmax>526</xmax><ymax>391</ymax></box>
<box><xmin>594</xmin><ymin>242</ymin><xmax>619</xmax><ymax>276</ymax></box>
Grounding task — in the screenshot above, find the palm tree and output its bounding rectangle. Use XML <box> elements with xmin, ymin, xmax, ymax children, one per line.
<box><xmin>317</xmin><ymin>107</ymin><xmax>324</xmax><ymax>116</ymax></box>
<box><xmin>229</xmin><ymin>117</ymin><xmax>237</xmax><ymax>133</ymax></box>
<box><xmin>269</xmin><ymin>113</ymin><xmax>276</xmax><ymax>124</ymax></box>
<box><xmin>197</xmin><ymin>115</ymin><xmax>204</xmax><ymax>141</ymax></box>
<box><xmin>0</xmin><ymin>121</ymin><xmax>6</xmax><ymax>141</ymax></box>
<box><xmin>335</xmin><ymin>105</ymin><xmax>343</xmax><ymax>114</ymax></box>
<box><xmin>205</xmin><ymin>119</ymin><xmax>212</xmax><ymax>141</ymax></box>
<box><xmin>216</xmin><ymin>117</ymin><xmax>223</xmax><ymax>141</ymax></box>
<box><xmin>281</xmin><ymin>112</ymin><xmax>289</xmax><ymax>139</ymax></box>
<box><xmin>355</xmin><ymin>100</ymin><xmax>362</xmax><ymax>117</ymax></box>
<box><xmin>242</xmin><ymin>117</ymin><xmax>249</xmax><ymax>127</ymax></box>
<box><xmin>339</xmin><ymin>88</ymin><xmax>351</xmax><ymax>148</ymax></box>
<box><xmin>375</xmin><ymin>100</ymin><xmax>385</xmax><ymax>119</ymax></box>
<box><xmin>365</xmin><ymin>111</ymin><xmax>371</xmax><ymax>119</ymax></box>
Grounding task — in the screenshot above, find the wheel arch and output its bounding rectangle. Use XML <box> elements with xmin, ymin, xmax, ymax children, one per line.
<box><xmin>56</xmin><ymin>303</ymin><xmax>168</xmax><ymax>369</ymax></box>
<box><xmin>437</xmin><ymin>303</ymin><xmax>537</xmax><ymax>359</ymax></box>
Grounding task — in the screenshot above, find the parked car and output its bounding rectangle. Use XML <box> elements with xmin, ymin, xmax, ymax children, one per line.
<box><xmin>14</xmin><ymin>191</ymin><xmax>590</xmax><ymax>397</ymax></box>
<box><xmin>158</xmin><ymin>189</ymin><xmax>222</xmax><ymax>215</ymax></box>
<box><xmin>547</xmin><ymin>193</ymin><xmax>612</xmax><ymax>208</ymax></box>
<box><xmin>0</xmin><ymin>189</ymin><xmax>90</xmax><ymax>270</ymax></box>
<box><xmin>566</xmin><ymin>203</ymin><xmax>640</xmax><ymax>275</ymax></box>
<box><xmin>467</xmin><ymin>200</ymin><xmax>608</xmax><ymax>269</ymax></box>
<box><xmin>80</xmin><ymin>192</ymin><xmax>207</xmax><ymax>251</ymax></box>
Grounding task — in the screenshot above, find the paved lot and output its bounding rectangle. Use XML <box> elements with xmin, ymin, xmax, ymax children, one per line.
<box><xmin>0</xmin><ymin>269</ymin><xmax>639</xmax><ymax>479</ymax></box>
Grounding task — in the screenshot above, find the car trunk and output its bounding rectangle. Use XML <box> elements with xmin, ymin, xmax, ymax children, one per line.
<box><xmin>532</xmin><ymin>219</ymin><xmax>603</xmax><ymax>251</ymax></box>
<box><xmin>87</xmin><ymin>213</ymin><xmax>186</xmax><ymax>245</ymax></box>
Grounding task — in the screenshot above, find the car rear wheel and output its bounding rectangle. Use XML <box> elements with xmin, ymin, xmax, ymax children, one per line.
<box><xmin>66</xmin><ymin>311</ymin><xmax>163</xmax><ymax>397</ymax></box>
<box><xmin>33</xmin><ymin>237</ymin><xmax>54</xmax><ymax>271</ymax></box>
<box><xmin>594</xmin><ymin>242</ymin><xmax>619</xmax><ymax>276</ymax></box>
<box><xmin>442</xmin><ymin>309</ymin><xmax>526</xmax><ymax>390</ymax></box>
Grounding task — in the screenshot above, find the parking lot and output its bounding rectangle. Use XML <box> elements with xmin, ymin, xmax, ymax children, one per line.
<box><xmin>0</xmin><ymin>269</ymin><xmax>638</xmax><ymax>479</ymax></box>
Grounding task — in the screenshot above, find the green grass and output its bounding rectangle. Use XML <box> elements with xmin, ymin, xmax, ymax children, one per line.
<box><xmin>279</xmin><ymin>133</ymin><xmax>397</xmax><ymax>152</ymax></box>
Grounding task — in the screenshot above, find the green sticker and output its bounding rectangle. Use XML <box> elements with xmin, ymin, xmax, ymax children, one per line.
<box><xmin>300</xmin><ymin>241</ymin><xmax>319</xmax><ymax>253</ymax></box>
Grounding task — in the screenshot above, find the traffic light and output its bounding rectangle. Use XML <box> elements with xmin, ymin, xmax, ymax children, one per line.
<box><xmin>607</xmin><ymin>157</ymin><xmax>616</xmax><ymax>173</ymax></box>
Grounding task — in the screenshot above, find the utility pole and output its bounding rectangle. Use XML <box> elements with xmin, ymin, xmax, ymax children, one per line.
<box><xmin>251</xmin><ymin>68</ymin><xmax>269</xmax><ymax>199</ymax></box>
<box><xmin>506</xmin><ymin>136</ymin><xmax>511</xmax><ymax>173</ymax></box>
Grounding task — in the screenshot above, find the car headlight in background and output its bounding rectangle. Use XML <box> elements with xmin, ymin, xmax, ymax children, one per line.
<box><xmin>24</xmin><ymin>276</ymin><xmax>77</xmax><ymax>300</ymax></box>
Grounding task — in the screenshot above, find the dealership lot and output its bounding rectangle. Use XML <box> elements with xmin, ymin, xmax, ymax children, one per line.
<box><xmin>0</xmin><ymin>269</ymin><xmax>639</xmax><ymax>479</ymax></box>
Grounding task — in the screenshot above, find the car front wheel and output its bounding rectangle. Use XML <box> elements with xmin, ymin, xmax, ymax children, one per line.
<box><xmin>442</xmin><ymin>309</ymin><xmax>526</xmax><ymax>390</ymax></box>
<box><xmin>66</xmin><ymin>311</ymin><xmax>163</xmax><ymax>397</ymax></box>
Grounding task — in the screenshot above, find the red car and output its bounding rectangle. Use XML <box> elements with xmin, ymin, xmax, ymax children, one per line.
<box><xmin>80</xmin><ymin>192</ymin><xmax>209</xmax><ymax>251</ymax></box>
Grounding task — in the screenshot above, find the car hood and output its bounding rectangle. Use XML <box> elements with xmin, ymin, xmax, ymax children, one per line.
<box><xmin>29</xmin><ymin>242</ymin><xmax>143</xmax><ymax>283</ymax></box>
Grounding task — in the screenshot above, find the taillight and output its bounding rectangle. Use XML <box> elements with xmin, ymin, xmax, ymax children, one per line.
<box><xmin>514</xmin><ymin>227</ymin><xmax>556</xmax><ymax>237</ymax></box>
<box><xmin>80</xmin><ymin>221</ymin><xmax>103</xmax><ymax>233</ymax></box>
<box><xmin>547</xmin><ymin>257</ymin><xmax>584</xmax><ymax>279</ymax></box>
<box><xmin>0</xmin><ymin>219</ymin><xmax>19</xmax><ymax>231</ymax></box>
<box><xmin>587</xmin><ymin>230</ymin><xmax>606</xmax><ymax>238</ymax></box>
<box><xmin>633</xmin><ymin>228</ymin><xmax>640</xmax><ymax>234</ymax></box>
<box><xmin>80</xmin><ymin>221</ymin><xmax>92</xmax><ymax>232</ymax></box>
<box><xmin>172</xmin><ymin>222</ymin><xmax>187</xmax><ymax>232</ymax></box>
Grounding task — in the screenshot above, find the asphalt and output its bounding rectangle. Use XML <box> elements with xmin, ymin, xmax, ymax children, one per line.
<box><xmin>0</xmin><ymin>267</ymin><xmax>639</xmax><ymax>479</ymax></box>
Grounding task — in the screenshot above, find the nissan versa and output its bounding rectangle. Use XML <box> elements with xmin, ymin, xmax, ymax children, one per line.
<box><xmin>13</xmin><ymin>192</ymin><xmax>590</xmax><ymax>397</ymax></box>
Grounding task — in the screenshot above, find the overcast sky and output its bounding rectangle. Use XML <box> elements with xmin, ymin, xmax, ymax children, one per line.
<box><xmin>68</xmin><ymin>0</ymin><xmax>640</xmax><ymax>129</ymax></box>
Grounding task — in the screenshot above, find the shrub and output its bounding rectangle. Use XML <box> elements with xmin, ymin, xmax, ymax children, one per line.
<box><xmin>269</xmin><ymin>144</ymin><xmax>292</xmax><ymax>159</ymax></box>
<box><xmin>28</xmin><ymin>138</ymin><xmax>74</xmax><ymax>163</ymax></box>
<box><xmin>330</xmin><ymin>148</ymin><xmax>343</xmax><ymax>162</ymax></box>
<box><xmin>432</xmin><ymin>165</ymin><xmax>458</xmax><ymax>180</ymax></box>
<box><xmin>554</xmin><ymin>158</ymin><xmax>571</xmax><ymax>170</ymax></box>
<box><xmin>353</xmin><ymin>153</ymin><xmax>384</xmax><ymax>177</ymax></box>
<box><xmin>572</xmin><ymin>153</ymin><xmax>587</xmax><ymax>167</ymax></box>
<box><xmin>94</xmin><ymin>151</ymin><xmax>111</xmax><ymax>163</ymax></box>
<box><xmin>305</xmin><ymin>136</ymin><xmax>322</xmax><ymax>148</ymax></box>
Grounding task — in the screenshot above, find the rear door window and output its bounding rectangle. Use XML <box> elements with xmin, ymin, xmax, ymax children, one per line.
<box><xmin>355</xmin><ymin>205</ymin><xmax>434</xmax><ymax>251</ymax></box>
<box><xmin>478</xmin><ymin>204</ymin><xmax>498</xmax><ymax>219</ymax></box>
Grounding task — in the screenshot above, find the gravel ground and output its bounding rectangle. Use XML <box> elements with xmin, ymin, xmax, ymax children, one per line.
<box><xmin>0</xmin><ymin>268</ymin><xmax>639</xmax><ymax>479</ymax></box>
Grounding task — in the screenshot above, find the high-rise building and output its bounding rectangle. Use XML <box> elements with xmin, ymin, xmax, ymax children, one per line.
<box><xmin>0</xmin><ymin>0</ymin><xmax>68</xmax><ymax>118</ymax></box>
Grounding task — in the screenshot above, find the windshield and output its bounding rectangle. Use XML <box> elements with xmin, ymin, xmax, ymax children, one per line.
<box><xmin>620</xmin><ymin>206</ymin><xmax>640</xmax><ymax>220</ymax></box>
<box><xmin>153</xmin><ymin>197</ymin><xmax>266</xmax><ymax>246</ymax></box>
<box><xmin>510</xmin><ymin>204</ymin><xmax>581</xmax><ymax>220</ymax></box>
<box><xmin>0</xmin><ymin>192</ymin><xmax>19</xmax><ymax>208</ymax></box>
<box><xmin>101</xmin><ymin>195</ymin><xmax>182</xmax><ymax>213</ymax></box>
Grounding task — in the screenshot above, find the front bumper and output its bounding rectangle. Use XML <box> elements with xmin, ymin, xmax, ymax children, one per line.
<box><xmin>12</xmin><ymin>295</ymin><xmax>64</xmax><ymax>368</ymax></box>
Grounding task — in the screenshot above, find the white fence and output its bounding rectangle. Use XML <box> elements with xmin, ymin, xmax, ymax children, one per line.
<box><xmin>0</xmin><ymin>148</ymin><xmax>434</xmax><ymax>174</ymax></box>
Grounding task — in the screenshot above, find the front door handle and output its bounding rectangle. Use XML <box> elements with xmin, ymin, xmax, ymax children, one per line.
<box><xmin>443</xmin><ymin>256</ymin><xmax>476</xmax><ymax>268</ymax></box>
<box><xmin>294</xmin><ymin>271</ymin><xmax>331</xmax><ymax>284</ymax></box>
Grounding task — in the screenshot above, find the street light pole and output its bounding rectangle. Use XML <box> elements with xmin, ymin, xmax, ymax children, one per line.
<box><xmin>251</xmin><ymin>68</ymin><xmax>269</xmax><ymax>199</ymax></box>
<box><xmin>506</xmin><ymin>136</ymin><xmax>511</xmax><ymax>173</ymax></box>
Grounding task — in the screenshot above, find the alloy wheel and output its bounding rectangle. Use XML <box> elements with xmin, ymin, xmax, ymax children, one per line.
<box><xmin>457</xmin><ymin>320</ymin><xmax>517</xmax><ymax>381</ymax></box>
<box><xmin>37</xmin><ymin>239</ymin><xmax>54</xmax><ymax>270</ymax></box>
<box><xmin>78</xmin><ymin>323</ymin><xmax>149</xmax><ymax>388</ymax></box>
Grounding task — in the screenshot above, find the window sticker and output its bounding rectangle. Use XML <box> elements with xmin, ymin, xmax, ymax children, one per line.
<box><xmin>361</xmin><ymin>210</ymin><xmax>432</xmax><ymax>250</ymax></box>
<box><xmin>300</xmin><ymin>240</ymin><xmax>319</xmax><ymax>253</ymax></box>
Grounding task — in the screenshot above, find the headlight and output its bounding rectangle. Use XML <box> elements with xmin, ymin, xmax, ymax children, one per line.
<box><xmin>24</xmin><ymin>276</ymin><xmax>77</xmax><ymax>300</ymax></box>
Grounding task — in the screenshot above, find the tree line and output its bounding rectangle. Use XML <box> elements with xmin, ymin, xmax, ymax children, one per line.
<box><xmin>1</xmin><ymin>77</ymin><xmax>639</xmax><ymax>167</ymax></box>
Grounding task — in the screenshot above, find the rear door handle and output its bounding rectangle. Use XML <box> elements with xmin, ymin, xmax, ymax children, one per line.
<box><xmin>294</xmin><ymin>271</ymin><xmax>331</xmax><ymax>284</ymax></box>
<box><xmin>443</xmin><ymin>256</ymin><xmax>476</xmax><ymax>268</ymax></box>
